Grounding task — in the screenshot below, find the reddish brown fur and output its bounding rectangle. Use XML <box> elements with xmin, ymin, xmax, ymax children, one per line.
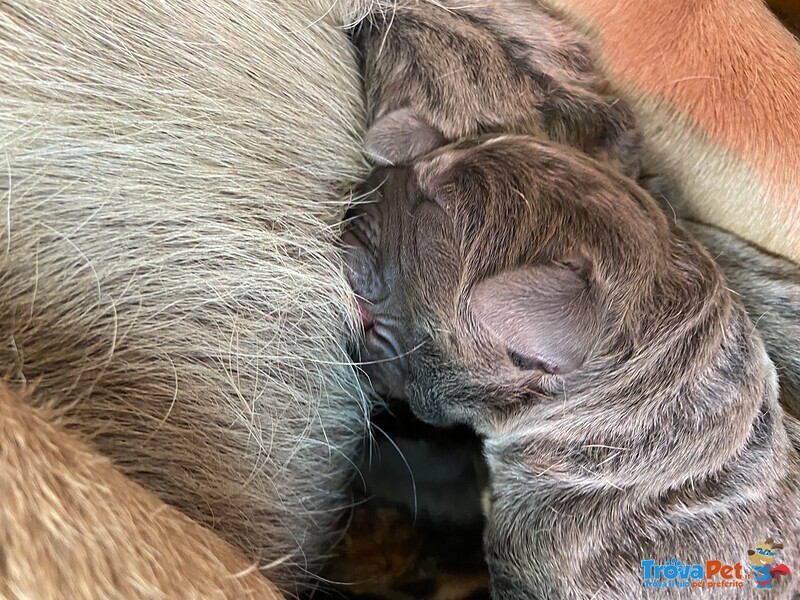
<box><xmin>540</xmin><ymin>0</ymin><xmax>800</xmax><ymax>260</ymax></box>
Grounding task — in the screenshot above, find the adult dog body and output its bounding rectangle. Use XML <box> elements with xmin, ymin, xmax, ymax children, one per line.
<box><xmin>0</xmin><ymin>0</ymin><xmax>370</xmax><ymax>595</ymax></box>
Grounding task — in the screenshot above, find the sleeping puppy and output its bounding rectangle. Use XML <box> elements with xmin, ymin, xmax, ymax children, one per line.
<box><xmin>354</xmin><ymin>0</ymin><xmax>800</xmax><ymax>261</ymax></box>
<box><xmin>342</xmin><ymin>134</ymin><xmax>800</xmax><ymax>598</ymax></box>
<box><xmin>355</xmin><ymin>0</ymin><xmax>800</xmax><ymax>417</ymax></box>
<box><xmin>355</xmin><ymin>2</ymin><xmax>800</xmax><ymax>421</ymax></box>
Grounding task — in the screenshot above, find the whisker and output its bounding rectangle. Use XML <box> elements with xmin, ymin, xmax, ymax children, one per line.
<box><xmin>352</xmin><ymin>339</ymin><xmax>428</xmax><ymax>366</ymax></box>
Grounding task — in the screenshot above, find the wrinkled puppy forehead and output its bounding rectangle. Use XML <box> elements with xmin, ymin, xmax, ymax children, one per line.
<box><xmin>407</xmin><ymin>134</ymin><xmax>674</xmax><ymax>291</ymax></box>
<box><xmin>415</xmin><ymin>134</ymin><xmax>603</xmax><ymax>199</ymax></box>
<box><xmin>411</xmin><ymin>136</ymin><xmax>604</xmax><ymax>254</ymax></box>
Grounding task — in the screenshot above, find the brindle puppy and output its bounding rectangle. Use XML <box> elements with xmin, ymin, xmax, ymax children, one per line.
<box><xmin>342</xmin><ymin>136</ymin><xmax>800</xmax><ymax>598</ymax></box>
<box><xmin>355</xmin><ymin>1</ymin><xmax>800</xmax><ymax>422</ymax></box>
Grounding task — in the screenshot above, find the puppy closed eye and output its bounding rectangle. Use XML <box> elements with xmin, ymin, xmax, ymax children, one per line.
<box><xmin>507</xmin><ymin>350</ymin><xmax>556</xmax><ymax>374</ymax></box>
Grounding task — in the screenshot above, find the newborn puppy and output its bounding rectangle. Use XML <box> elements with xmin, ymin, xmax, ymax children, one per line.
<box><xmin>342</xmin><ymin>136</ymin><xmax>800</xmax><ymax>598</ymax></box>
<box><xmin>354</xmin><ymin>0</ymin><xmax>800</xmax><ymax>421</ymax></box>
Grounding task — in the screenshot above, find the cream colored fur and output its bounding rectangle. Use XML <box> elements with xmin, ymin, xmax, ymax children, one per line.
<box><xmin>0</xmin><ymin>0</ymin><xmax>372</xmax><ymax>594</ymax></box>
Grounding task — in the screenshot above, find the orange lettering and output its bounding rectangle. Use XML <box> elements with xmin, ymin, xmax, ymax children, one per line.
<box><xmin>706</xmin><ymin>560</ymin><xmax>722</xmax><ymax>579</ymax></box>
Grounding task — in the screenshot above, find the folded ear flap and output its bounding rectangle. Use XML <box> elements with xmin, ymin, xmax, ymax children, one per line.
<box><xmin>469</xmin><ymin>264</ymin><xmax>599</xmax><ymax>375</ymax></box>
<box><xmin>363</xmin><ymin>108</ymin><xmax>447</xmax><ymax>165</ymax></box>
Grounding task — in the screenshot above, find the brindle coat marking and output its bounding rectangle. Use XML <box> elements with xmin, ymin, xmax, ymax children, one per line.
<box><xmin>347</xmin><ymin>2</ymin><xmax>800</xmax><ymax>598</ymax></box>
<box><xmin>356</xmin><ymin>3</ymin><xmax>800</xmax><ymax>419</ymax></box>
<box><xmin>356</xmin><ymin>0</ymin><xmax>640</xmax><ymax>177</ymax></box>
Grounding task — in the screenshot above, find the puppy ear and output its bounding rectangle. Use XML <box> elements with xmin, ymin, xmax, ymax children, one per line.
<box><xmin>469</xmin><ymin>263</ymin><xmax>599</xmax><ymax>375</ymax></box>
<box><xmin>363</xmin><ymin>108</ymin><xmax>446</xmax><ymax>165</ymax></box>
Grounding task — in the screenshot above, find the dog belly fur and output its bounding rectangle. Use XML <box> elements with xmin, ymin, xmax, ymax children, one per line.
<box><xmin>0</xmin><ymin>0</ymin><xmax>371</xmax><ymax>592</ymax></box>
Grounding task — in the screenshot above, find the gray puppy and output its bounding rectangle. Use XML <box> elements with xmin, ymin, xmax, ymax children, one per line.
<box><xmin>354</xmin><ymin>0</ymin><xmax>800</xmax><ymax>423</ymax></box>
<box><xmin>355</xmin><ymin>0</ymin><xmax>640</xmax><ymax>177</ymax></box>
<box><xmin>343</xmin><ymin>135</ymin><xmax>800</xmax><ymax>598</ymax></box>
<box><xmin>348</xmin><ymin>3</ymin><xmax>800</xmax><ymax>598</ymax></box>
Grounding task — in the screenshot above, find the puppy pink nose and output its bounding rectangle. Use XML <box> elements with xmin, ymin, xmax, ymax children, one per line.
<box><xmin>356</xmin><ymin>297</ymin><xmax>375</xmax><ymax>332</ymax></box>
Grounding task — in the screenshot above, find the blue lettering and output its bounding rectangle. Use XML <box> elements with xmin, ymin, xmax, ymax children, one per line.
<box><xmin>641</xmin><ymin>559</ymin><xmax>708</xmax><ymax>587</ymax></box>
<box><xmin>641</xmin><ymin>560</ymin><xmax>655</xmax><ymax>580</ymax></box>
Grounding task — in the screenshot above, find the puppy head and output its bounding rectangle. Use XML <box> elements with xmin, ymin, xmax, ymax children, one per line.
<box><xmin>343</xmin><ymin>135</ymin><xmax>692</xmax><ymax>430</ymax></box>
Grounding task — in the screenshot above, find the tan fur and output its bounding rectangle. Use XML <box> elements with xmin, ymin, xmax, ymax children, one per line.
<box><xmin>0</xmin><ymin>383</ymin><xmax>283</xmax><ymax>599</ymax></box>
<box><xmin>537</xmin><ymin>0</ymin><xmax>800</xmax><ymax>261</ymax></box>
